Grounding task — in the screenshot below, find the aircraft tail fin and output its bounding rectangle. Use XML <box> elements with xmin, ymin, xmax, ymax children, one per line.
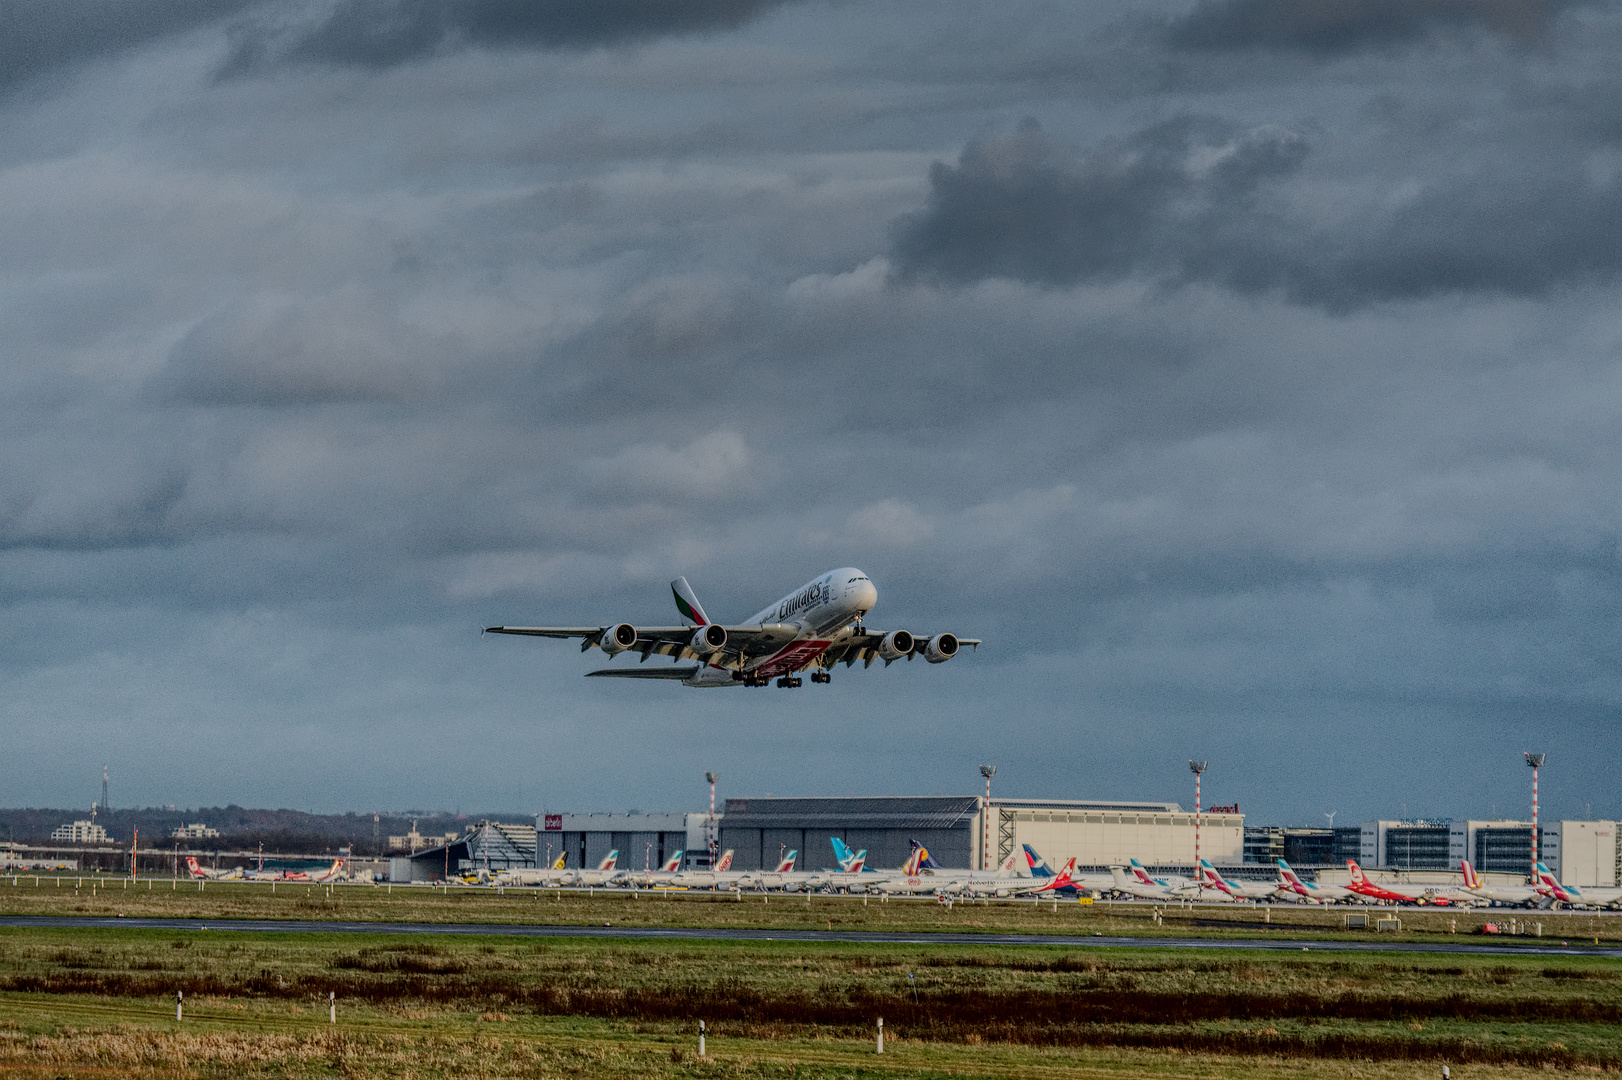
<box><xmin>1038</xmin><ymin>857</ymin><xmax>1077</xmax><ymax>892</ymax></box>
<box><xmin>831</xmin><ymin>837</ymin><xmax>856</xmax><ymax>869</ymax></box>
<box><xmin>671</xmin><ymin>577</ymin><xmax>710</xmax><ymax>626</ymax></box>
<box><xmin>1129</xmin><ymin>858</ymin><xmax>1157</xmax><ymax>885</ymax></box>
<box><xmin>662</xmin><ymin>850</ymin><xmax>684</xmax><ymax>873</ymax></box>
<box><xmin>184</xmin><ymin>856</ymin><xmax>204</xmax><ymax>879</ymax></box>
<box><xmin>1460</xmin><ymin>860</ymin><xmax>1479</xmax><ymax>888</ymax></box>
<box><xmin>1346</xmin><ymin>859</ymin><xmax>1366</xmax><ymax>883</ymax></box>
<box><xmin>1277</xmin><ymin>859</ymin><xmax>1304</xmax><ymax>886</ymax></box>
<box><xmin>715</xmin><ymin>849</ymin><xmax>734</xmax><ymax>871</ymax></box>
<box><xmin>776</xmin><ymin>849</ymin><xmax>798</xmax><ymax>873</ymax></box>
<box><xmin>1022</xmin><ymin>844</ymin><xmax>1053</xmax><ymax>877</ymax></box>
<box><xmin>553</xmin><ymin>854</ymin><xmax>567</xmax><ymax>870</ymax></box>
<box><xmin>1109</xmin><ymin>864</ymin><xmax>1132</xmax><ymax>890</ymax></box>
<box><xmin>599</xmin><ymin>849</ymin><xmax>619</xmax><ymax>871</ymax></box>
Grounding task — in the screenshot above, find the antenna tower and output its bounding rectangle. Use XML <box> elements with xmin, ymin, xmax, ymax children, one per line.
<box><xmin>99</xmin><ymin>765</ymin><xmax>111</xmax><ymax>818</ymax></box>
<box><xmin>1189</xmin><ymin>760</ymin><xmax>1208</xmax><ymax>868</ymax></box>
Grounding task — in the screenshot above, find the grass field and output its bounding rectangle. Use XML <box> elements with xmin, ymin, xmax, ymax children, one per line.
<box><xmin>3</xmin><ymin>878</ymin><xmax>1619</xmax><ymax>1077</ymax></box>
<box><xmin>2</xmin><ymin>913</ymin><xmax>1621</xmax><ymax>1078</ymax></box>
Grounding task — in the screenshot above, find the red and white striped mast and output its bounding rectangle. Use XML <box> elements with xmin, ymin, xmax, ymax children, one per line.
<box><xmin>705</xmin><ymin>771</ymin><xmax>719</xmax><ymax>869</ymax></box>
<box><xmin>1189</xmin><ymin>760</ymin><xmax>1208</xmax><ymax>873</ymax></box>
<box><xmin>1524</xmin><ymin>752</ymin><xmax>1545</xmax><ymax>875</ymax></box>
<box><xmin>979</xmin><ymin>765</ymin><xmax>996</xmax><ymax>869</ymax></box>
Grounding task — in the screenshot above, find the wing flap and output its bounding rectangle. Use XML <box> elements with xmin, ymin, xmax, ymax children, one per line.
<box><xmin>586</xmin><ymin>666</ymin><xmax>700</xmax><ymax>680</ymax></box>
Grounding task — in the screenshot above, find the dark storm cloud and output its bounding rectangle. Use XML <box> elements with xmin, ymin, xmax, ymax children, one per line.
<box><xmin>223</xmin><ymin>0</ymin><xmax>799</xmax><ymax>73</ymax></box>
<box><xmin>892</xmin><ymin>116</ymin><xmax>1622</xmax><ymax>309</ymax></box>
<box><xmin>0</xmin><ymin>0</ymin><xmax>264</xmax><ymax>94</ymax></box>
<box><xmin>1162</xmin><ymin>0</ymin><xmax>1587</xmax><ymax>56</ymax></box>
<box><xmin>889</xmin><ymin>117</ymin><xmax>1308</xmax><ymax>290</ymax></box>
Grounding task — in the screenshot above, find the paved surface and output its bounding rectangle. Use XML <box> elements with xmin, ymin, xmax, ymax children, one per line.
<box><xmin>1</xmin><ymin>915</ymin><xmax>1617</xmax><ymax>957</ymax></box>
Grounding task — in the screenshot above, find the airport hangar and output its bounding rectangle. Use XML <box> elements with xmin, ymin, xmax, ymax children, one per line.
<box><xmin>712</xmin><ymin>796</ymin><xmax>1242</xmax><ymax>873</ymax></box>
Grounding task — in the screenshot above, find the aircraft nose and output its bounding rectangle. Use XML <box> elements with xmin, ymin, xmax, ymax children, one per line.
<box><xmin>853</xmin><ymin>577</ymin><xmax>878</xmax><ymax>612</ymax></box>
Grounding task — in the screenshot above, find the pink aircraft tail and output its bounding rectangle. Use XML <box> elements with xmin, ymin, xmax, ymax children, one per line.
<box><xmin>774</xmin><ymin>849</ymin><xmax>798</xmax><ymax>873</ymax></box>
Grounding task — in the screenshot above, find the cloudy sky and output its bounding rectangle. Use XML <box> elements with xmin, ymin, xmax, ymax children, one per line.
<box><xmin>2</xmin><ymin>0</ymin><xmax>1618</xmax><ymax>828</ymax></box>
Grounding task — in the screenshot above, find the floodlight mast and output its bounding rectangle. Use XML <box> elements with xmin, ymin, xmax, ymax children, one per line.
<box><xmin>1524</xmin><ymin>752</ymin><xmax>1545</xmax><ymax>874</ymax></box>
<box><xmin>979</xmin><ymin>765</ymin><xmax>997</xmax><ymax>869</ymax></box>
<box><xmin>1189</xmin><ymin>761</ymin><xmax>1208</xmax><ymax>870</ymax></box>
<box><xmin>705</xmin><ymin>772</ymin><xmax>719</xmax><ymax>869</ymax></box>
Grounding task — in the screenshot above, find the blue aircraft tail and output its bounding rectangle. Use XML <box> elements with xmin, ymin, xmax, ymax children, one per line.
<box><xmin>1022</xmin><ymin>844</ymin><xmax>1054</xmax><ymax>878</ymax></box>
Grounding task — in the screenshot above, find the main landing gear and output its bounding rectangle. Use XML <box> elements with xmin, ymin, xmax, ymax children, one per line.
<box><xmin>776</xmin><ymin>676</ymin><xmax>803</xmax><ymax>688</ymax></box>
<box><xmin>809</xmin><ymin>671</ymin><xmax>831</xmax><ymax>684</ymax></box>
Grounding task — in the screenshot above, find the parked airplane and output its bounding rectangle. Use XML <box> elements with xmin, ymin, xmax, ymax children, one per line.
<box><xmin>1274</xmin><ymin>859</ymin><xmax>1360</xmax><ymax>904</ymax></box>
<box><xmin>495</xmin><ymin>853</ymin><xmax>571</xmax><ymax>887</ymax></box>
<box><xmin>1108</xmin><ymin>862</ymin><xmax>1203</xmax><ymax>901</ymax></box>
<box><xmin>830</xmin><ymin>838</ymin><xmax>869</xmax><ymax>872</ymax></box>
<box><xmin>1534</xmin><ymin>863</ymin><xmax>1622</xmax><ymax>909</ymax></box>
<box><xmin>569</xmin><ymin>850</ymin><xmax>622</xmax><ymax>887</ymax></box>
<box><xmin>667</xmin><ymin>850</ymin><xmax>741</xmax><ymax>890</ymax></box>
<box><xmin>739</xmin><ymin>850</ymin><xmax>811</xmax><ymax>890</ymax></box>
<box><xmin>628</xmin><ymin>850</ymin><xmax>686</xmax><ymax>888</ymax></box>
<box><xmin>1459</xmin><ymin>861</ymin><xmax>1546</xmax><ymax>907</ymax></box>
<box><xmin>1197</xmin><ymin>859</ymin><xmax>1276</xmax><ymax>901</ymax></box>
<box><xmin>1344</xmin><ymin>860</ymin><xmax>1461</xmax><ymax>906</ymax></box>
<box><xmin>184</xmin><ymin>857</ymin><xmax>243</xmax><ymax>881</ymax></box>
<box><xmin>809</xmin><ymin>839</ymin><xmax>872</xmax><ymax>891</ymax></box>
<box><xmin>486</xmin><ymin>569</ymin><xmax>978</xmax><ymax>688</ymax></box>
<box><xmin>1021</xmin><ymin>844</ymin><xmax>1112</xmax><ymax>894</ymax></box>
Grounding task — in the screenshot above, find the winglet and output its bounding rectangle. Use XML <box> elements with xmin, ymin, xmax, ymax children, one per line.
<box><xmin>671</xmin><ymin>577</ymin><xmax>709</xmax><ymax>626</ymax></box>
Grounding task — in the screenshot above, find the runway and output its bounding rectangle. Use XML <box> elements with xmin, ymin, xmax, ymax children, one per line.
<box><xmin>2</xmin><ymin>915</ymin><xmax>1617</xmax><ymax>958</ymax></box>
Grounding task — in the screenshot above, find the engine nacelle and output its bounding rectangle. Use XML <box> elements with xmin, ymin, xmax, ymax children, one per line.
<box><xmin>599</xmin><ymin>623</ymin><xmax>638</xmax><ymax>655</ymax></box>
<box><xmin>689</xmin><ymin>624</ymin><xmax>727</xmax><ymax>654</ymax></box>
<box><xmin>923</xmin><ymin>633</ymin><xmax>959</xmax><ymax>664</ymax></box>
<box><xmin>876</xmin><ymin>629</ymin><xmax>914</xmax><ymax>661</ymax></box>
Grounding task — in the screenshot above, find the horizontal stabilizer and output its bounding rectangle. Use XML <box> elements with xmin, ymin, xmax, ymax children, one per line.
<box><xmin>586</xmin><ymin>666</ymin><xmax>699</xmax><ymax>679</ymax></box>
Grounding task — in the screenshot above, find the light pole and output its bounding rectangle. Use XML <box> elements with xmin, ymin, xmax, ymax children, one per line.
<box><xmin>705</xmin><ymin>772</ymin><xmax>718</xmax><ymax>869</ymax></box>
<box><xmin>1525</xmin><ymin>752</ymin><xmax>1545</xmax><ymax>874</ymax></box>
<box><xmin>979</xmin><ymin>765</ymin><xmax>996</xmax><ymax>870</ymax></box>
<box><xmin>1189</xmin><ymin>761</ymin><xmax>1208</xmax><ymax>871</ymax></box>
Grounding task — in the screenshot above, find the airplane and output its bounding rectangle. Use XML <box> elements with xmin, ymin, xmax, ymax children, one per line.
<box><xmin>569</xmin><ymin>850</ymin><xmax>622</xmax><ymax>887</ymax></box>
<box><xmin>485</xmin><ymin>569</ymin><xmax>978</xmax><ymax>688</ymax></box>
<box><xmin>739</xmin><ymin>850</ymin><xmax>813</xmax><ymax>890</ymax></box>
<box><xmin>184</xmin><ymin>857</ymin><xmax>243</xmax><ymax>881</ymax></box>
<box><xmin>1344</xmin><ymin>860</ymin><xmax>1462</xmax><ymax>906</ymax></box>
<box><xmin>1107</xmin><ymin>861</ymin><xmax>1204</xmax><ymax>901</ymax></box>
<box><xmin>1274</xmin><ymin>859</ymin><xmax>1360</xmax><ymax>904</ymax></box>
<box><xmin>1458</xmin><ymin>860</ymin><xmax>1546</xmax><ymax>907</ymax></box>
<box><xmin>830</xmin><ymin>838</ymin><xmax>869</xmax><ymax>872</ymax></box>
<box><xmin>1197</xmin><ymin>859</ymin><xmax>1277</xmax><ymax>901</ymax></box>
<box><xmin>1533</xmin><ymin>863</ymin><xmax>1622</xmax><ymax>909</ymax></box>
<box><xmin>1020</xmin><ymin>844</ymin><xmax>1112</xmax><ymax>894</ymax></box>
<box><xmin>667</xmin><ymin>849</ymin><xmax>741</xmax><ymax>890</ymax></box>
<box><xmin>627</xmin><ymin>850</ymin><xmax>686</xmax><ymax>888</ymax></box>
<box><xmin>496</xmin><ymin>853</ymin><xmax>571</xmax><ymax>887</ymax></box>
<box><xmin>807</xmin><ymin>839</ymin><xmax>873</xmax><ymax>891</ymax></box>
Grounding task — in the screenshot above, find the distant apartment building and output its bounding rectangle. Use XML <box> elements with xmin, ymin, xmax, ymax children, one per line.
<box><xmin>387</xmin><ymin>823</ymin><xmax>460</xmax><ymax>853</ymax></box>
<box><xmin>170</xmin><ymin>822</ymin><xmax>220</xmax><ymax>840</ymax></box>
<box><xmin>50</xmin><ymin>820</ymin><xmax>109</xmax><ymax>844</ymax></box>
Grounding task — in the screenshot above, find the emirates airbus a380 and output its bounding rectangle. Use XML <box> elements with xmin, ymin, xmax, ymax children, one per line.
<box><xmin>484</xmin><ymin>568</ymin><xmax>977</xmax><ymax>688</ymax></box>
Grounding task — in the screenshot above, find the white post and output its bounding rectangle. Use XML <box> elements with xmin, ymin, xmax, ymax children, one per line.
<box><xmin>175</xmin><ymin>990</ymin><xmax>183</xmax><ymax>1021</ymax></box>
<box><xmin>876</xmin><ymin>1017</ymin><xmax>883</xmax><ymax>1054</ymax></box>
<box><xmin>329</xmin><ymin>991</ymin><xmax>336</xmax><ymax>1023</ymax></box>
<box><xmin>698</xmin><ymin>1020</ymin><xmax>706</xmax><ymax>1057</ymax></box>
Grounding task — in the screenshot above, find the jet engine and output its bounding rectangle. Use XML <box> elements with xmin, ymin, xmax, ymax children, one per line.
<box><xmin>689</xmin><ymin>624</ymin><xmax>727</xmax><ymax>654</ymax></box>
<box><xmin>923</xmin><ymin>633</ymin><xmax>959</xmax><ymax>663</ymax></box>
<box><xmin>876</xmin><ymin>629</ymin><xmax>914</xmax><ymax>661</ymax></box>
<box><xmin>599</xmin><ymin>623</ymin><xmax>638</xmax><ymax>655</ymax></box>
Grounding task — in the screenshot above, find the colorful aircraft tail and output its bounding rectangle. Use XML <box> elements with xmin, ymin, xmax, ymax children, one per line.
<box><xmin>661</xmin><ymin>850</ymin><xmax>684</xmax><ymax>873</ymax></box>
<box><xmin>775</xmin><ymin>849</ymin><xmax>798</xmax><ymax>873</ymax></box>
<box><xmin>1035</xmin><ymin>857</ymin><xmax>1077</xmax><ymax>892</ymax></box>
<box><xmin>1277</xmin><ymin>859</ymin><xmax>1309</xmax><ymax>893</ymax></box>
<box><xmin>846</xmin><ymin>850</ymin><xmax>867</xmax><ymax>872</ymax></box>
<box><xmin>714</xmin><ymin>849</ymin><xmax>734</xmax><ymax>872</ymax></box>
<box><xmin>1534</xmin><ymin>862</ymin><xmax>1576</xmax><ymax>901</ymax></box>
<box><xmin>831</xmin><ymin>837</ymin><xmax>856</xmax><ymax>867</ymax></box>
<box><xmin>598</xmin><ymin>849</ymin><xmax>619</xmax><ymax>871</ymax></box>
<box><xmin>1345</xmin><ymin>859</ymin><xmax>1368</xmax><ymax>884</ymax></box>
<box><xmin>907</xmin><ymin>839</ymin><xmax>941</xmax><ymax>872</ymax></box>
<box><xmin>1459</xmin><ymin>860</ymin><xmax>1481</xmax><ymax>889</ymax></box>
<box><xmin>1129</xmin><ymin>858</ymin><xmax>1158</xmax><ymax>885</ymax></box>
<box><xmin>670</xmin><ymin>577</ymin><xmax>711</xmax><ymax>626</ymax></box>
<box><xmin>1023</xmin><ymin>844</ymin><xmax>1053</xmax><ymax>878</ymax></box>
<box><xmin>553</xmin><ymin>854</ymin><xmax>567</xmax><ymax>870</ymax></box>
<box><xmin>184</xmin><ymin>856</ymin><xmax>206</xmax><ymax>879</ymax></box>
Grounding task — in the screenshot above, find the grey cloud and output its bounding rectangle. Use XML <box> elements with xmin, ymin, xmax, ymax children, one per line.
<box><xmin>223</xmin><ymin>0</ymin><xmax>798</xmax><ymax>73</ymax></box>
<box><xmin>1162</xmin><ymin>0</ymin><xmax>1587</xmax><ymax>56</ymax></box>
<box><xmin>0</xmin><ymin>0</ymin><xmax>264</xmax><ymax>94</ymax></box>
<box><xmin>890</xmin><ymin>117</ymin><xmax>1308</xmax><ymax>290</ymax></box>
<box><xmin>892</xmin><ymin>117</ymin><xmax>1622</xmax><ymax>309</ymax></box>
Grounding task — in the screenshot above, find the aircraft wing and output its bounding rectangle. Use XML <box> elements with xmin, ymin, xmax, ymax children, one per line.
<box><xmin>485</xmin><ymin>623</ymin><xmax>806</xmax><ymax>664</ymax></box>
<box><xmin>823</xmin><ymin>631</ymin><xmax>982</xmax><ymax>669</ymax></box>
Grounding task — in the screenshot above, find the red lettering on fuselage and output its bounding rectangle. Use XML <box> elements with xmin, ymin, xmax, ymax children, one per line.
<box><xmin>755</xmin><ymin>640</ymin><xmax>830</xmax><ymax>678</ymax></box>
